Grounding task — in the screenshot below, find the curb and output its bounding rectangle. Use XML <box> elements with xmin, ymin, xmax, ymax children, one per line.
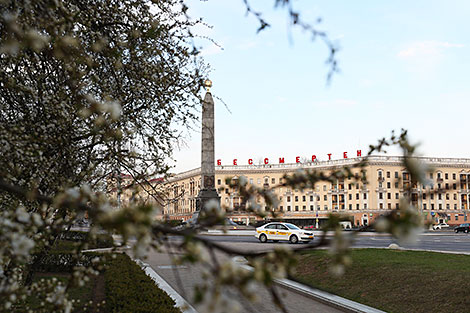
<box><xmin>238</xmin><ymin>263</ymin><xmax>385</xmax><ymax>313</ymax></box>
<box><xmin>134</xmin><ymin>259</ymin><xmax>198</xmax><ymax>313</ymax></box>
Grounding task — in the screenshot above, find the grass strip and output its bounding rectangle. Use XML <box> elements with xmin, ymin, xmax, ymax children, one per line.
<box><xmin>292</xmin><ymin>249</ymin><xmax>470</xmax><ymax>313</ymax></box>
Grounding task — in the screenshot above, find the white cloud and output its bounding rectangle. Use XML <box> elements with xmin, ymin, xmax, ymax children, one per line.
<box><xmin>316</xmin><ymin>98</ymin><xmax>357</xmax><ymax>108</ymax></box>
<box><xmin>237</xmin><ymin>40</ymin><xmax>257</xmax><ymax>50</ymax></box>
<box><xmin>397</xmin><ymin>40</ymin><xmax>463</xmax><ymax>59</ymax></box>
<box><xmin>199</xmin><ymin>43</ymin><xmax>224</xmax><ymax>56</ymax></box>
<box><xmin>397</xmin><ymin>41</ymin><xmax>464</xmax><ymax>76</ymax></box>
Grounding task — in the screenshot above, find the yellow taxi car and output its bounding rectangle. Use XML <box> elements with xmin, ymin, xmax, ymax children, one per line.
<box><xmin>255</xmin><ymin>222</ymin><xmax>314</xmax><ymax>244</ymax></box>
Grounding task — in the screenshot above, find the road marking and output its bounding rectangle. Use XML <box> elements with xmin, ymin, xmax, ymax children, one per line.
<box><xmin>157</xmin><ymin>265</ymin><xmax>188</xmax><ymax>269</ymax></box>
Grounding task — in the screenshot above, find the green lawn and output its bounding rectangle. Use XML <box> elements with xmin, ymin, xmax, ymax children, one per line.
<box><xmin>292</xmin><ymin>249</ymin><xmax>470</xmax><ymax>313</ymax></box>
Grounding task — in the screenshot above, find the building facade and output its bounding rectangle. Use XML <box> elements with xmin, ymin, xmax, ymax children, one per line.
<box><xmin>163</xmin><ymin>156</ymin><xmax>470</xmax><ymax>227</ymax></box>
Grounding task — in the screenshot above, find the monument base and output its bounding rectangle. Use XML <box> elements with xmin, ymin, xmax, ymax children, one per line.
<box><xmin>190</xmin><ymin>188</ymin><xmax>220</xmax><ymax>224</ymax></box>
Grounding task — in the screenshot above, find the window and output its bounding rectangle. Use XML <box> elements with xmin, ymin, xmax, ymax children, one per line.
<box><xmin>431</xmin><ymin>203</ymin><xmax>435</xmax><ymax>210</ymax></box>
<box><xmin>430</xmin><ymin>173</ymin><xmax>433</xmax><ymax>179</ymax></box>
<box><xmin>280</xmin><ymin>206</ymin><xmax>283</xmax><ymax>211</ymax></box>
<box><xmin>438</xmin><ymin>194</ymin><xmax>442</xmax><ymax>200</ymax></box>
<box><xmin>423</xmin><ymin>203</ymin><xmax>427</xmax><ymax>210</ymax></box>
<box><xmin>272</xmin><ymin>178</ymin><xmax>275</xmax><ymax>184</ymax></box>
<box><xmin>356</xmin><ymin>193</ymin><xmax>359</xmax><ymax>200</ymax></box>
<box><xmin>395</xmin><ymin>182</ymin><xmax>399</xmax><ymax>188</ymax></box>
<box><xmin>379</xmin><ymin>182</ymin><xmax>383</xmax><ymax>188</ymax></box>
<box><xmin>249</xmin><ymin>178</ymin><xmax>253</xmax><ymax>185</ymax></box>
<box><xmin>445</xmin><ymin>173</ymin><xmax>449</xmax><ymax>180</ymax></box>
<box><xmin>295</xmin><ymin>196</ymin><xmax>299</xmax><ymax>202</ymax></box>
<box><xmin>349</xmin><ymin>204</ymin><xmax>352</xmax><ymax>210</ymax></box>
<box><xmin>287</xmin><ymin>196</ymin><xmax>291</xmax><ymax>202</ymax></box>
<box><xmin>310</xmin><ymin>195</ymin><xmax>314</xmax><ymax>201</ymax></box>
<box><xmin>439</xmin><ymin>203</ymin><xmax>442</xmax><ymax>210</ymax></box>
<box><xmin>310</xmin><ymin>205</ymin><xmax>314</xmax><ymax>211</ymax></box>
<box><xmin>395</xmin><ymin>171</ymin><xmax>399</xmax><ymax>178</ymax></box>
<box><xmin>348</xmin><ymin>184</ymin><xmax>352</xmax><ymax>190</ymax></box>
<box><xmin>437</xmin><ymin>172</ymin><xmax>442</xmax><ymax>179</ymax></box>
<box><xmin>356</xmin><ymin>204</ymin><xmax>359</xmax><ymax>210</ymax></box>
<box><xmin>364</xmin><ymin>203</ymin><xmax>367</xmax><ymax>209</ymax></box>
<box><xmin>387</xmin><ymin>182</ymin><xmax>391</xmax><ymax>188</ymax></box>
<box><xmin>217</xmin><ymin>179</ymin><xmax>221</xmax><ymax>185</ymax></box>
<box><xmin>302</xmin><ymin>205</ymin><xmax>306</xmax><ymax>211</ymax></box>
<box><xmin>324</xmin><ymin>195</ymin><xmax>327</xmax><ymax>201</ymax></box>
<box><xmin>324</xmin><ymin>205</ymin><xmax>328</xmax><ymax>210</ymax></box>
<box><xmin>446</xmin><ymin>193</ymin><xmax>449</xmax><ymax>200</ymax></box>
<box><xmin>287</xmin><ymin>205</ymin><xmax>291</xmax><ymax>211</ymax></box>
<box><xmin>454</xmin><ymin>194</ymin><xmax>457</xmax><ymax>200</ymax></box>
<box><xmin>453</xmin><ymin>183</ymin><xmax>457</xmax><ymax>190</ymax></box>
<box><xmin>302</xmin><ymin>195</ymin><xmax>306</xmax><ymax>202</ymax></box>
<box><xmin>379</xmin><ymin>203</ymin><xmax>383</xmax><ymax>209</ymax></box>
<box><xmin>423</xmin><ymin>193</ymin><xmax>426</xmax><ymax>200</ymax></box>
<box><xmin>430</xmin><ymin>193</ymin><xmax>434</xmax><ymax>200</ymax></box>
<box><xmin>295</xmin><ymin>206</ymin><xmax>299</xmax><ymax>211</ymax></box>
<box><xmin>396</xmin><ymin>203</ymin><xmax>399</xmax><ymax>209</ymax></box>
<box><xmin>453</xmin><ymin>173</ymin><xmax>456</xmax><ymax>180</ymax></box>
<box><xmin>363</xmin><ymin>193</ymin><xmax>367</xmax><ymax>200</ymax></box>
<box><xmin>379</xmin><ymin>193</ymin><xmax>383</xmax><ymax>200</ymax></box>
<box><xmin>349</xmin><ymin>194</ymin><xmax>352</xmax><ymax>200</ymax></box>
<box><xmin>323</xmin><ymin>185</ymin><xmax>327</xmax><ymax>191</ymax></box>
<box><xmin>257</xmin><ymin>178</ymin><xmax>261</xmax><ymax>184</ymax></box>
<box><xmin>387</xmin><ymin>171</ymin><xmax>391</xmax><ymax>178</ymax></box>
<box><xmin>387</xmin><ymin>193</ymin><xmax>391</xmax><ymax>199</ymax></box>
<box><xmin>225</xmin><ymin>188</ymin><xmax>229</xmax><ymax>194</ymax></box>
<box><xmin>446</xmin><ymin>204</ymin><xmax>450</xmax><ymax>210</ymax></box>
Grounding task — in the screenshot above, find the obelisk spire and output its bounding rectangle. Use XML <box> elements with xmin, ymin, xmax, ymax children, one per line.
<box><xmin>200</xmin><ymin>79</ymin><xmax>215</xmax><ymax>190</ymax></box>
<box><xmin>195</xmin><ymin>79</ymin><xmax>220</xmax><ymax>216</ymax></box>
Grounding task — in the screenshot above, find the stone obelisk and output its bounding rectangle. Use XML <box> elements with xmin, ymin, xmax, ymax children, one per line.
<box><xmin>195</xmin><ymin>79</ymin><xmax>220</xmax><ymax>218</ymax></box>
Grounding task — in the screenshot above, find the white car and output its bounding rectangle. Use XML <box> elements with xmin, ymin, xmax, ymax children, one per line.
<box><xmin>432</xmin><ymin>223</ymin><xmax>450</xmax><ymax>230</ymax></box>
<box><xmin>255</xmin><ymin>222</ymin><xmax>314</xmax><ymax>244</ymax></box>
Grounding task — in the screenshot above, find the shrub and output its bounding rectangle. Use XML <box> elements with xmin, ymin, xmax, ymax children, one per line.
<box><xmin>105</xmin><ymin>253</ymin><xmax>181</xmax><ymax>313</ymax></box>
<box><xmin>59</xmin><ymin>231</ymin><xmax>114</xmax><ymax>249</ymax></box>
<box><xmin>30</xmin><ymin>252</ymin><xmax>99</xmax><ymax>273</ymax></box>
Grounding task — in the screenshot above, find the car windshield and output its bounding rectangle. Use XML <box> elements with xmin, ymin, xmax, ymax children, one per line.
<box><xmin>284</xmin><ymin>223</ymin><xmax>300</xmax><ymax>230</ymax></box>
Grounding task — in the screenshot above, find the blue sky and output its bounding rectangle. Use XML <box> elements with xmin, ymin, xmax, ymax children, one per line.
<box><xmin>171</xmin><ymin>0</ymin><xmax>470</xmax><ymax>173</ymax></box>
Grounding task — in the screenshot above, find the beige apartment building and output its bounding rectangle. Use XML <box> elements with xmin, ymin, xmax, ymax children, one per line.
<box><xmin>162</xmin><ymin>156</ymin><xmax>470</xmax><ymax>227</ymax></box>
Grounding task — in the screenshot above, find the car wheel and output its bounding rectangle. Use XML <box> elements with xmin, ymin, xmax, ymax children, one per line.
<box><xmin>259</xmin><ymin>234</ymin><xmax>267</xmax><ymax>243</ymax></box>
<box><xmin>289</xmin><ymin>235</ymin><xmax>299</xmax><ymax>244</ymax></box>
<box><xmin>273</xmin><ymin>240</ymin><xmax>279</xmax><ymax>243</ymax></box>
<box><xmin>465</xmin><ymin>229</ymin><xmax>469</xmax><ymax>234</ymax></box>
<box><xmin>455</xmin><ymin>229</ymin><xmax>459</xmax><ymax>233</ymax></box>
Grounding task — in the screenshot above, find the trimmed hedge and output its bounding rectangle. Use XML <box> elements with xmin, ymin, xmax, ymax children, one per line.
<box><xmin>31</xmin><ymin>252</ymin><xmax>99</xmax><ymax>273</ymax></box>
<box><xmin>105</xmin><ymin>254</ymin><xmax>181</xmax><ymax>313</ymax></box>
<box><xmin>59</xmin><ymin>231</ymin><xmax>114</xmax><ymax>249</ymax></box>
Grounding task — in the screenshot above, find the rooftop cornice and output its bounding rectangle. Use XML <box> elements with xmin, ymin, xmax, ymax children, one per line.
<box><xmin>166</xmin><ymin>156</ymin><xmax>470</xmax><ymax>183</ymax></box>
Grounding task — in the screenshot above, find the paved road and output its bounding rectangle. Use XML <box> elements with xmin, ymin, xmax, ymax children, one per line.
<box><xmin>195</xmin><ymin>231</ymin><xmax>470</xmax><ymax>254</ymax></box>
<box><xmin>145</xmin><ymin>248</ymin><xmax>345</xmax><ymax>313</ymax></box>
<box><xmin>144</xmin><ymin>231</ymin><xmax>469</xmax><ymax>313</ymax></box>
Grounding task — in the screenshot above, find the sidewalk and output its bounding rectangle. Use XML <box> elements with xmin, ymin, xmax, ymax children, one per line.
<box><xmin>143</xmin><ymin>248</ymin><xmax>384</xmax><ymax>313</ymax></box>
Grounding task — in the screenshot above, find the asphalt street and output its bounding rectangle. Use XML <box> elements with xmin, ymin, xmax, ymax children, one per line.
<box><xmin>196</xmin><ymin>231</ymin><xmax>470</xmax><ymax>254</ymax></box>
<box><xmin>143</xmin><ymin>231</ymin><xmax>468</xmax><ymax>313</ymax></box>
